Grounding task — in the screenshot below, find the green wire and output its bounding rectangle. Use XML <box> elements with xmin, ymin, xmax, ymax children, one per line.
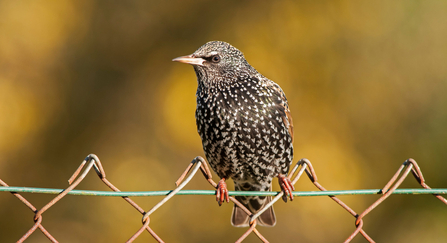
<box><xmin>1</xmin><ymin>187</ymin><xmax>446</xmax><ymax>197</ymax></box>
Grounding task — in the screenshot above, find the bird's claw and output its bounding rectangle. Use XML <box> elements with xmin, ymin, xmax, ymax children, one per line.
<box><xmin>216</xmin><ymin>178</ymin><xmax>229</xmax><ymax>206</ymax></box>
<box><xmin>278</xmin><ymin>174</ymin><xmax>295</xmax><ymax>202</ymax></box>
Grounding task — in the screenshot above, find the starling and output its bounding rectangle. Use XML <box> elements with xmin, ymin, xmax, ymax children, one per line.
<box><xmin>173</xmin><ymin>41</ymin><xmax>294</xmax><ymax>227</ymax></box>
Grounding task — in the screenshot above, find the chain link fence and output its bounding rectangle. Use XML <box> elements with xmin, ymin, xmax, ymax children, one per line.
<box><xmin>1</xmin><ymin>154</ymin><xmax>446</xmax><ymax>243</ymax></box>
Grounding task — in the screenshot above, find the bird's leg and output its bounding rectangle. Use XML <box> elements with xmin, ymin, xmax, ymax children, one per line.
<box><xmin>278</xmin><ymin>174</ymin><xmax>295</xmax><ymax>202</ymax></box>
<box><xmin>216</xmin><ymin>178</ymin><xmax>229</xmax><ymax>206</ymax></box>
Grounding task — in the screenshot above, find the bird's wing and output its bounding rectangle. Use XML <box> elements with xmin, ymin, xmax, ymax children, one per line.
<box><xmin>282</xmin><ymin>107</ymin><xmax>294</xmax><ymax>143</ymax></box>
<box><xmin>268</xmin><ymin>81</ymin><xmax>294</xmax><ymax>143</ymax></box>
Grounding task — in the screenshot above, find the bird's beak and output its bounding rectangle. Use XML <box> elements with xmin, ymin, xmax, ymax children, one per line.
<box><xmin>172</xmin><ymin>55</ymin><xmax>205</xmax><ymax>66</ymax></box>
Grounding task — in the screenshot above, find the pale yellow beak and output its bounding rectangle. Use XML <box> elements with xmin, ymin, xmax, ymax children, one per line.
<box><xmin>172</xmin><ymin>55</ymin><xmax>205</xmax><ymax>66</ymax></box>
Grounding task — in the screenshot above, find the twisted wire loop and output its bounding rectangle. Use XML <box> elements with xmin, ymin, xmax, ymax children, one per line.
<box><xmin>1</xmin><ymin>155</ymin><xmax>446</xmax><ymax>242</ymax></box>
<box><xmin>345</xmin><ymin>158</ymin><xmax>447</xmax><ymax>242</ymax></box>
<box><xmin>128</xmin><ymin>157</ymin><xmax>207</xmax><ymax>242</ymax></box>
<box><xmin>406</xmin><ymin>158</ymin><xmax>447</xmax><ymax>205</ymax></box>
<box><xmin>288</xmin><ymin>159</ymin><xmax>374</xmax><ymax>243</ymax></box>
<box><xmin>0</xmin><ymin>179</ymin><xmax>58</xmax><ymax>243</ymax></box>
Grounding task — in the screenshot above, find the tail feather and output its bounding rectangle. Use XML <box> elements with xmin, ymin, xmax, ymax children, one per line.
<box><xmin>231</xmin><ymin>183</ymin><xmax>276</xmax><ymax>227</ymax></box>
<box><xmin>231</xmin><ymin>203</ymin><xmax>250</xmax><ymax>227</ymax></box>
<box><xmin>258</xmin><ymin>196</ymin><xmax>276</xmax><ymax>226</ymax></box>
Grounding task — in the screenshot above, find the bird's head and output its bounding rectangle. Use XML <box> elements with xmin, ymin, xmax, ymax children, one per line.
<box><xmin>173</xmin><ymin>41</ymin><xmax>255</xmax><ymax>86</ymax></box>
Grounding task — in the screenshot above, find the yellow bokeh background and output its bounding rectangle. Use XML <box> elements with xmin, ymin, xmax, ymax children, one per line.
<box><xmin>1</xmin><ymin>1</ymin><xmax>447</xmax><ymax>242</ymax></box>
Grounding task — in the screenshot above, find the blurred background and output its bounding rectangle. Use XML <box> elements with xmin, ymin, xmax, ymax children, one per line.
<box><xmin>1</xmin><ymin>0</ymin><xmax>446</xmax><ymax>242</ymax></box>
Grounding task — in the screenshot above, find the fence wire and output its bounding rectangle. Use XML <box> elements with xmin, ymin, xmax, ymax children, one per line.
<box><xmin>1</xmin><ymin>155</ymin><xmax>446</xmax><ymax>243</ymax></box>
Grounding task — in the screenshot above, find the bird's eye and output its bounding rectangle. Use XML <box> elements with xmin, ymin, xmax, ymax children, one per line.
<box><xmin>211</xmin><ymin>55</ymin><xmax>220</xmax><ymax>63</ymax></box>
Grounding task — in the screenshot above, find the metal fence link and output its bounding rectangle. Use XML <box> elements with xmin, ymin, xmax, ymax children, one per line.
<box><xmin>0</xmin><ymin>179</ymin><xmax>58</xmax><ymax>242</ymax></box>
<box><xmin>1</xmin><ymin>155</ymin><xmax>446</xmax><ymax>242</ymax></box>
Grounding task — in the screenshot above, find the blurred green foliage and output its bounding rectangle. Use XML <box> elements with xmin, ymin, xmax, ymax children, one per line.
<box><xmin>1</xmin><ymin>1</ymin><xmax>446</xmax><ymax>242</ymax></box>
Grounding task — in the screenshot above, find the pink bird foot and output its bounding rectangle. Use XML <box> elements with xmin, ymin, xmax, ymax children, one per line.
<box><xmin>278</xmin><ymin>174</ymin><xmax>295</xmax><ymax>202</ymax></box>
<box><xmin>216</xmin><ymin>178</ymin><xmax>229</xmax><ymax>206</ymax></box>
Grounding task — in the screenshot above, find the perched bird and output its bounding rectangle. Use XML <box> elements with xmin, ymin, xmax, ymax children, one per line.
<box><xmin>173</xmin><ymin>41</ymin><xmax>294</xmax><ymax>227</ymax></box>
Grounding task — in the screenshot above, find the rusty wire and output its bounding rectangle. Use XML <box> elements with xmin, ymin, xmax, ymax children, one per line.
<box><xmin>1</xmin><ymin>155</ymin><xmax>446</xmax><ymax>242</ymax></box>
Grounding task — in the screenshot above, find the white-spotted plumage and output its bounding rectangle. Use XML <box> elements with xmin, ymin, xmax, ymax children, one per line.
<box><xmin>174</xmin><ymin>41</ymin><xmax>294</xmax><ymax>227</ymax></box>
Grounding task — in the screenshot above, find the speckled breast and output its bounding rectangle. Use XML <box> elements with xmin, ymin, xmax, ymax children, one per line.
<box><xmin>195</xmin><ymin>78</ymin><xmax>293</xmax><ymax>184</ymax></box>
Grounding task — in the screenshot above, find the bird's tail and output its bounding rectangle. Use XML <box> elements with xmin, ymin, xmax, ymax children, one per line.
<box><xmin>231</xmin><ymin>182</ymin><xmax>276</xmax><ymax>227</ymax></box>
